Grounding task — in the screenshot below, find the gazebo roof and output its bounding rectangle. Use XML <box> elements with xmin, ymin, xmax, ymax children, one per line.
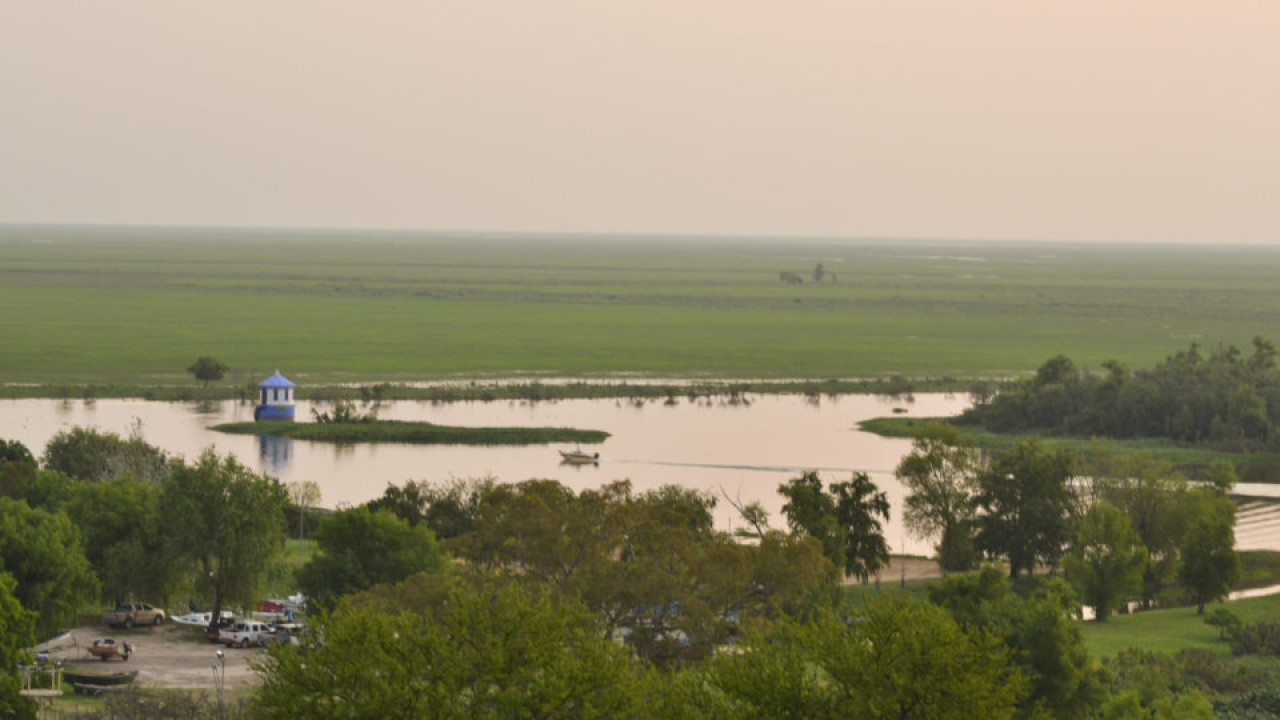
<box><xmin>258</xmin><ymin>371</ymin><xmax>296</xmax><ymax>389</ymax></box>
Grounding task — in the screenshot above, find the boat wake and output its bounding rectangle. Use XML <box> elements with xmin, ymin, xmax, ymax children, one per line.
<box><xmin>612</xmin><ymin>459</ymin><xmax>896</xmax><ymax>476</ymax></box>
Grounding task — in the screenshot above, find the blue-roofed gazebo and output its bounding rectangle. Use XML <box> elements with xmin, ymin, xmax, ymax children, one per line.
<box><xmin>254</xmin><ymin>370</ymin><xmax>296</xmax><ymax>421</ymax></box>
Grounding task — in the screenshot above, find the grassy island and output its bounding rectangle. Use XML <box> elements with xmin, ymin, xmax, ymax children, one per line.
<box><xmin>211</xmin><ymin>420</ymin><xmax>609</xmax><ymax>446</ymax></box>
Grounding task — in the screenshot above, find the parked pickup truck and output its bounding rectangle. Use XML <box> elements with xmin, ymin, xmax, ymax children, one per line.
<box><xmin>217</xmin><ymin>620</ymin><xmax>274</xmax><ymax>648</ymax></box>
<box><xmin>102</xmin><ymin>602</ymin><xmax>166</xmax><ymax>629</ymax></box>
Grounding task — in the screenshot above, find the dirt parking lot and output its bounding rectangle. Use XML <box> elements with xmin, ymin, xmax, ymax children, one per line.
<box><xmin>35</xmin><ymin>559</ymin><xmax>941</xmax><ymax>692</ymax></box>
<box><xmin>45</xmin><ymin>622</ymin><xmax>266</xmax><ymax>690</ymax></box>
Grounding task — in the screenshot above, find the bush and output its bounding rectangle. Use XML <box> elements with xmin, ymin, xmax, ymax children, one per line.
<box><xmin>1206</xmin><ymin>607</ymin><xmax>1243</xmax><ymax>640</ymax></box>
<box><xmin>1231</xmin><ymin>622</ymin><xmax>1280</xmax><ymax>657</ymax></box>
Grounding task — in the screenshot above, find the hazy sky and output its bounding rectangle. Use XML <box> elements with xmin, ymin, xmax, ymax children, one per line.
<box><xmin>2</xmin><ymin>2</ymin><xmax>1277</xmax><ymax>243</ymax></box>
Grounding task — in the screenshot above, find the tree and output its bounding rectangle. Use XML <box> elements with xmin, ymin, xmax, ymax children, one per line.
<box><xmin>1085</xmin><ymin>451</ymin><xmax>1192</xmax><ymax>608</ymax></box>
<box><xmin>974</xmin><ymin>441</ymin><xmax>1075</xmax><ymax>578</ymax></box>
<box><xmin>896</xmin><ymin>423</ymin><xmax>980</xmax><ymax>572</ymax></box>
<box><xmin>0</xmin><ymin>439</ymin><xmax>41</xmax><ymax>504</ymax></box>
<box><xmin>700</xmin><ymin>597</ymin><xmax>1026</xmax><ymax>719</ymax></box>
<box><xmin>252</xmin><ymin>583</ymin><xmax>646</xmax><ymax>719</ymax></box>
<box><xmin>780</xmin><ymin>470</ymin><xmax>890</xmax><ymax>583</ymax></box>
<box><xmin>1063</xmin><ymin>501</ymin><xmax>1145</xmax><ymax>622</ymax></box>
<box><xmin>296</xmin><ymin>506</ymin><xmax>449</xmax><ymax>609</ymax></box>
<box><xmin>927</xmin><ymin>567</ymin><xmax>1106</xmax><ymax>718</ymax></box>
<box><xmin>1178</xmin><ymin>491</ymin><xmax>1241</xmax><ymax>614</ymax></box>
<box><xmin>0</xmin><ymin>572</ymin><xmax>37</xmax><ymax>720</ymax></box>
<box><xmin>449</xmin><ymin>479</ymin><xmax>832</xmax><ymax>666</ymax></box>
<box><xmin>65</xmin><ymin>476</ymin><xmax>172</xmax><ymax>603</ymax></box>
<box><xmin>830</xmin><ymin>472</ymin><xmax>891</xmax><ymax>582</ymax></box>
<box><xmin>160</xmin><ymin>449</ymin><xmax>288</xmax><ymax>629</ymax></box>
<box><xmin>41</xmin><ymin>425</ymin><xmax>170</xmax><ymax>484</ymax></box>
<box><xmin>366</xmin><ymin>477</ymin><xmax>492</xmax><ymax>540</ymax></box>
<box><xmin>187</xmin><ymin>355</ymin><xmax>230</xmax><ymax>388</ymax></box>
<box><xmin>0</xmin><ymin>498</ymin><xmax>99</xmax><ymax>637</ymax></box>
<box><xmin>0</xmin><ymin>439</ymin><xmax>34</xmax><ymax>467</ymax></box>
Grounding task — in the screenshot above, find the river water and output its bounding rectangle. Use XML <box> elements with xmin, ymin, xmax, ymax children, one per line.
<box><xmin>0</xmin><ymin>393</ymin><xmax>969</xmax><ymax>556</ymax></box>
<box><xmin>5</xmin><ymin>393</ymin><xmax>1278</xmax><ymax>556</ymax></box>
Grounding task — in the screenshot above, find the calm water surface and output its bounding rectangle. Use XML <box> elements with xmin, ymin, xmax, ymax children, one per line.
<box><xmin>1</xmin><ymin>394</ymin><xmax>970</xmax><ymax>556</ymax></box>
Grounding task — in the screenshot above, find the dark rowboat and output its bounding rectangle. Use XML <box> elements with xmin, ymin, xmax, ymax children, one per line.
<box><xmin>64</xmin><ymin>669</ymin><xmax>138</xmax><ymax>696</ymax></box>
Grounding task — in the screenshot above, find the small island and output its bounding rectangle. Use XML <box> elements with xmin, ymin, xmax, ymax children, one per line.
<box><xmin>211</xmin><ymin>420</ymin><xmax>609</xmax><ymax>446</ymax></box>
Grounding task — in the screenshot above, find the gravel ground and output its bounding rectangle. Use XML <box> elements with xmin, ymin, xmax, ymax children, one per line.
<box><xmin>44</xmin><ymin>622</ymin><xmax>266</xmax><ymax>691</ymax></box>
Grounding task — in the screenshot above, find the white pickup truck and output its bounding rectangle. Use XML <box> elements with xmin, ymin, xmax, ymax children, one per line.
<box><xmin>217</xmin><ymin>620</ymin><xmax>274</xmax><ymax>648</ymax></box>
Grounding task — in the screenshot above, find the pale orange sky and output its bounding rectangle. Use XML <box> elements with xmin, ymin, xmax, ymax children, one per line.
<box><xmin>1</xmin><ymin>1</ymin><xmax>1277</xmax><ymax>243</ymax></box>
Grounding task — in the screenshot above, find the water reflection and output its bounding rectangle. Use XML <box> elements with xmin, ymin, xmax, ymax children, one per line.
<box><xmin>258</xmin><ymin>435</ymin><xmax>293</xmax><ymax>476</ymax></box>
<box><xmin>192</xmin><ymin>399</ymin><xmax>223</xmax><ymax>416</ymax></box>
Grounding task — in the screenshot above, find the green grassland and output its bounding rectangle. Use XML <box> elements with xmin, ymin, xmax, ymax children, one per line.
<box><xmin>3</xmin><ymin>224</ymin><xmax>1279</xmax><ymax>390</ymax></box>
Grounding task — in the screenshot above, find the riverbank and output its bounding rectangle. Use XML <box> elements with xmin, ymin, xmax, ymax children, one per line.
<box><xmin>211</xmin><ymin>419</ymin><xmax>610</xmax><ymax>446</ymax></box>
<box><xmin>860</xmin><ymin>416</ymin><xmax>1280</xmax><ymax>484</ymax></box>
<box><xmin>0</xmin><ymin>376</ymin><xmax>961</xmax><ymax>402</ymax></box>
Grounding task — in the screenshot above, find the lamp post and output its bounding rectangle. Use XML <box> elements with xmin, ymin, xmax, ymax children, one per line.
<box><xmin>212</xmin><ymin>649</ymin><xmax>225</xmax><ymax>717</ymax></box>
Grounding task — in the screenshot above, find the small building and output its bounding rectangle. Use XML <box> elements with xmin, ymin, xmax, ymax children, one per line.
<box><xmin>254</xmin><ymin>370</ymin><xmax>296</xmax><ymax>421</ymax></box>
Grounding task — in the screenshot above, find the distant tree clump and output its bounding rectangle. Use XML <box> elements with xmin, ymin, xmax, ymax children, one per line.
<box><xmin>962</xmin><ymin>338</ymin><xmax>1280</xmax><ymax>451</ymax></box>
<box><xmin>187</xmin><ymin>355</ymin><xmax>230</xmax><ymax>388</ymax></box>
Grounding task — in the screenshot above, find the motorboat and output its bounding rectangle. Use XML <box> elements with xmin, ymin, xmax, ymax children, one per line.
<box><xmin>559</xmin><ymin>449</ymin><xmax>600</xmax><ymax>464</ymax></box>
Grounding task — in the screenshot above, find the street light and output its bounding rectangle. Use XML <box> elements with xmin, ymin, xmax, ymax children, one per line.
<box><xmin>212</xmin><ymin>649</ymin><xmax>225</xmax><ymax>717</ymax></box>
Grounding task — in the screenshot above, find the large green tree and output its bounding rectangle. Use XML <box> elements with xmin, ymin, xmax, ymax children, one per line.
<box><xmin>975</xmin><ymin>441</ymin><xmax>1075</xmax><ymax>578</ymax></box>
<box><xmin>1177</xmin><ymin>490</ymin><xmax>1241</xmax><ymax>614</ymax></box>
<box><xmin>779</xmin><ymin>470</ymin><xmax>890</xmax><ymax>583</ymax></box>
<box><xmin>296</xmin><ymin>506</ymin><xmax>449</xmax><ymax>609</ymax></box>
<box><xmin>160</xmin><ymin>449</ymin><xmax>287</xmax><ymax>628</ymax></box>
<box><xmin>927</xmin><ymin>567</ymin><xmax>1106</xmax><ymax>719</ymax></box>
<box><xmin>0</xmin><ymin>498</ymin><xmax>99</xmax><ymax>637</ymax></box>
<box><xmin>896</xmin><ymin>423</ymin><xmax>980</xmax><ymax>572</ymax></box>
<box><xmin>449</xmin><ymin>479</ymin><xmax>833</xmax><ymax>665</ymax></box>
<box><xmin>65</xmin><ymin>476</ymin><xmax>172</xmax><ymax>603</ymax></box>
<box><xmin>41</xmin><ymin>426</ymin><xmax>170</xmax><ymax>485</ymax></box>
<box><xmin>1085</xmin><ymin>451</ymin><xmax>1199</xmax><ymax>608</ymax></box>
<box><xmin>252</xmin><ymin>583</ymin><xmax>645</xmax><ymax>719</ymax></box>
<box><xmin>699</xmin><ymin>596</ymin><xmax>1025</xmax><ymax>719</ymax></box>
<box><xmin>1064</xmin><ymin>500</ymin><xmax>1146</xmax><ymax>622</ymax></box>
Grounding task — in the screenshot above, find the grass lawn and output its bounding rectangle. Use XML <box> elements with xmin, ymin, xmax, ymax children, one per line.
<box><xmin>1081</xmin><ymin>594</ymin><xmax>1280</xmax><ymax>659</ymax></box>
